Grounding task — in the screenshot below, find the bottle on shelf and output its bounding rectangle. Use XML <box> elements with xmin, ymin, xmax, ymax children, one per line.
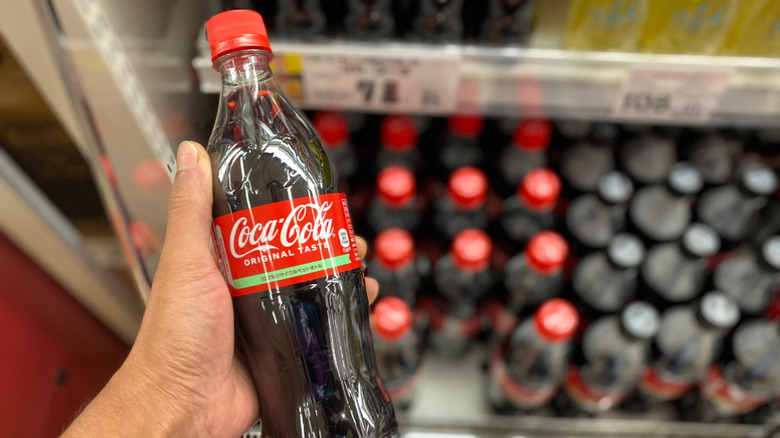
<box><xmin>345</xmin><ymin>0</ymin><xmax>395</xmax><ymax>40</ymax></box>
<box><xmin>696</xmin><ymin>162</ymin><xmax>778</xmax><ymax>246</ymax></box>
<box><xmin>640</xmin><ymin>0</ymin><xmax>740</xmax><ymax>55</ymax></box>
<box><xmin>619</xmin><ymin>127</ymin><xmax>679</xmax><ymax>186</ymax></box>
<box><xmin>641</xmin><ymin>223</ymin><xmax>720</xmax><ymax>309</ymax></box>
<box><xmin>564</xmin><ymin>0</ymin><xmax>650</xmax><ymax>52</ymax></box>
<box><xmin>480</xmin><ymin>0</ymin><xmax>537</xmax><ymax>44</ymax></box>
<box><xmin>439</xmin><ymin>115</ymin><xmax>485</xmax><ymax>174</ymax></box>
<box><xmin>434</xmin><ymin>166</ymin><xmax>490</xmax><ymax>241</ymax></box>
<box><xmin>556</xmin><ymin>119</ymin><xmax>592</xmax><ymax>142</ymax></box>
<box><xmin>501</xmin><ymin>168</ymin><xmax>561</xmax><ymax>250</ymax></box>
<box><xmin>572</xmin><ymin>233</ymin><xmax>645</xmax><ymax>319</ymax></box>
<box><xmin>377</xmin><ymin>115</ymin><xmax>422</xmax><ymax>173</ymax></box>
<box><xmin>426</xmin><ymin>299</ymin><xmax>484</xmax><ymax>358</ymax></box>
<box><xmin>414</xmin><ymin>0</ymin><xmax>465</xmax><ymax>42</ymax></box>
<box><xmin>556</xmin><ymin>301</ymin><xmax>661</xmax><ymax>417</ymax></box>
<box><xmin>629</xmin><ymin>162</ymin><xmax>703</xmax><ymax>243</ymax></box>
<box><xmin>560</xmin><ymin>122</ymin><xmax>618</xmax><ymax>194</ymax></box>
<box><xmin>313</xmin><ymin>111</ymin><xmax>358</xmax><ymax>184</ymax></box>
<box><xmin>433</xmin><ymin>228</ymin><xmax>494</xmax><ymax>306</ymax></box>
<box><xmin>687</xmin><ymin>131</ymin><xmax>742</xmax><ymax>187</ymax></box>
<box><xmin>367</xmin><ymin>166</ymin><xmax>421</xmax><ymax>235</ymax></box>
<box><xmin>371</xmin><ymin>296</ymin><xmax>425</xmax><ymax>410</ymax></box>
<box><xmin>566</xmin><ymin>171</ymin><xmax>634</xmax><ymax>252</ymax></box>
<box><xmin>367</xmin><ymin>228</ymin><xmax>421</xmax><ymax>306</ymax></box>
<box><xmin>714</xmin><ymin>236</ymin><xmax>780</xmax><ymax>316</ymax></box>
<box><xmin>626</xmin><ymin>292</ymin><xmax>740</xmax><ymax>411</ymax></box>
<box><xmin>498</xmin><ymin>118</ymin><xmax>552</xmax><ymax>195</ymax></box>
<box><xmin>488</xmin><ymin>299</ymin><xmax>579</xmax><ymax>414</ymax></box>
<box><xmin>276</xmin><ymin>0</ymin><xmax>327</xmax><ymax>38</ymax></box>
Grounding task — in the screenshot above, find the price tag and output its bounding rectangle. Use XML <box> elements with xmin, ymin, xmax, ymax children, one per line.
<box><xmin>610</xmin><ymin>66</ymin><xmax>732</xmax><ymax>124</ymax></box>
<box><xmin>300</xmin><ymin>49</ymin><xmax>462</xmax><ymax>113</ymax></box>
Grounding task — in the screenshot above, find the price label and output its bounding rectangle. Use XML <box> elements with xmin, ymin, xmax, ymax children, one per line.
<box><xmin>299</xmin><ymin>49</ymin><xmax>462</xmax><ymax>113</ymax></box>
<box><xmin>611</xmin><ymin>66</ymin><xmax>732</xmax><ymax>124</ymax></box>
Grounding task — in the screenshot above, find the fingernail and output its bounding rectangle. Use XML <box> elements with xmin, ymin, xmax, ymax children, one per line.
<box><xmin>177</xmin><ymin>142</ymin><xmax>198</xmax><ymax>171</ymax></box>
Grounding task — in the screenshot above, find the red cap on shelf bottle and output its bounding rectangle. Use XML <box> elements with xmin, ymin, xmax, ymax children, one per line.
<box><xmin>377</xmin><ymin>166</ymin><xmax>416</xmax><ymax>208</ymax></box>
<box><xmin>448</xmin><ymin>115</ymin><xmax>485</xmax><ymax>138</ymax></box>
<box><xmin>451</xmin><ymin>229</ymin><xmax>492</xmax><ymax>272</ymax></box>
<box><xmin>381</xmin><ymin>116</ymin><xmax>419</xmax><ymax>152</ymax></box>
<box><xmin>313</xmin><ymin>112</ymin><xmax>350</xmax><ymax>148</ymax></box>
<box><xmin>206</xmin><ymin>9</ymin><xmax>271</xmax><ymax>64</ymax></box>
<box><xmin>375</xmin><ymin>228</ymin><xmax>415</xmax><ymax>270</ymax></box>
<box><xmin>372</xmin><ymin>296</ymin><xmax>413</xmax><ymax>341</ymax></box>
<box><xmin>524</xmin><ymin>231</ymin><xmax>568</xmax><ymax>275</ymax></box>
<box><xmin>519</xmin><ymin>168</ymin><xmax>561</xmax><ymax>211</ymax></box>
<box><xmin>513</xmin><ymin>119</ymin><xmax>552</xmax><ymax>151</ymax></box>
<box><xmin>534</xmin><ymin>298</ymin><xmax>579</xmax><ymax>343</ymax></box>
<box><xmin>448</xmin><ymin>166</ymin><xmax>488</xmax><ymax>210</ymax></box>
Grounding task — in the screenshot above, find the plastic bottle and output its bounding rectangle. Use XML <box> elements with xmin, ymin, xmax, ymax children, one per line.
<box><xmin>414</xmin><ymin>0</ymin><xmax>465</xmax><ymax>42</ymax></box>
<box><xmin>619</xmin><ymin>127</ymin><xmax>678</xmax><ymax>186</ymax></box>
<box><xmin>377</xmin><ymin>115</ymin><xmax>422</xmax><ymax>173</ymax></box>
<box><xmin>480</xmin><ymin>0</ymin><xmax>537</xmax><ymax>44</ymax></box>
<box><xmin>560</xmin><ymin>122</ymin><xmax>618</xmax><ymax>194</ymax></box>
<box><xmin>434</xmin><ymin>228</ymin><xmax>494</xmax><ymax>306</ymax></box>
<box><xmin>371</xmin><ymin>296</ymin><xmax>425</xmax><ymax>410</ymax></box>
<box><xmin>641</xmin><ymin>223</ymin><xmax>720</xmax><ymax>308</ymax></box>
<box><xmin>367</xmin><ymin>166</ymin><xmax>420</xmax><ymax>234</ymax></box>
<box><xmin>313</xmin><ymin>111</ymin><xmax>358</xmax><ymax>184</ymax></box>
<box><xmin>205</xmin><ymin>11</ymin><xmax>397</xmax><ymax>436</ymax></box>
<box><xmin>488</xmin><ymin>299</ymin><xmax>579</xmax><ymax>413</ymax></box>
<box><xmin>276</xmin><ymin>0</ymin><xmax>327</xmax><ymax>38</ymax></box>
<box><xmin>641</xmin><ymin>0</ymin><xmax>740</xmax><ymax>54</ymax></box>
<box><xmin>566</xmin><ymin>171</ymin><xmax>634</xmax><ymax>251</ymax></box>
<box><xmin>498</xmin><ymin>119</ymin><xmax>552</xmax><ymax>194</ymax></box>
<box><xmin>629</xmin><ymin>162</ymin><xmax>703</xmax><ymax>243</ymax></box>
<box><xmin>687</xmin><ymin>132</ymin><xmax>742</xmax><ymax>186</ymax></box>
<box><xmin>434</xmin><ymin>166</ymin><xmax>490</xmax><ymax>241</ymax></box>
<box><xmin>501</xmin><ymin>168</ymin><xmax>561</xmax><ymax>249</ymax></box>
<box><xmin>367</xmin><ymin>228</ymin><xmax>421</xmax><ymax>306</ymax></box>
<box><xmin>556</xmin><ymin>302</ymin><xmax>661</xmax><ymax>417</ymax></box>
<box><xmin>564</xmin><ymin>0</ymin><xmax>649</xmax><ymax>51</ymax></box>
<box><xmin>439</xmin><ymin>115</ymin><xmax>485</xmax><ymax>174</ymax></box>
<box><xmin>345</xmin><ymin>0</ymin><xmax>396</xmax><ymax>40</ymax></box>
<box><xmin>714</xmin><ymin>236</ymin><xmax>780</xmax><ymax>316</ymax></box>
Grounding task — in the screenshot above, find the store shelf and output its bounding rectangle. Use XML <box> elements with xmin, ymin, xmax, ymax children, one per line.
<box><xmin>194</xmin><ymin>40</ymin><xmax>780</xmax><ymax>127</ymax></box>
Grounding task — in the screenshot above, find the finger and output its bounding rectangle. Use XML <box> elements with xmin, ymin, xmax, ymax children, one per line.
<box><xmin>356</xmin><ymin>236</ymin><xmax>367</xmax><ymax>259</ymax></box>
<box><xmin>365</xmin><ymin>277</ymin><xmax>379</xmax><ymax>304</ymax></box>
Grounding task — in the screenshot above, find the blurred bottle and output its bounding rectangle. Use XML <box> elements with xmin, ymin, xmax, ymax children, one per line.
<box><xmin>696</xmin><ymin>162</ymin><xmax>778</xmax><ymax>246</ymax></box>
<box><xmin>480</xmin><ymin>0</ymin><xmax>536</xmax><ymax>44</ymax></box>
<box><xmin>566</xmin><ymin>171</ymin><xmax>634</xmax><ymax>251</ymax></box>
<box><xmin>626</xmin><ymin>292</ymin><xmax>740</xmax><ymax>410</ymax></box>
<box><xmin>313</xmin><ymin>111</ymin><xmax>358</xmax><ymax>184</ymax></box>
<box><xmin>426</xmin><ymin>299</ymin><xmax>484</xmax><ymax>358</ymax></box>
<box><xmin>641</xmin><ymin>223</ymin><xmax>720</xmax><ymax>309</ymax></box>
<box><xmin>488</xmin><ymin>299</ymin><xmax>579</xmax><ymax>414</ymax></box>
<box><xmin>414</xmin><ymin>0</ymin><xmax>465</xmax><ymax>42</ymax></box>
<box><xmin>721</xmin><ymin>0</ymin><xmax>780</xmax><ymax>57</ymax></box>
<box><xmin>641</xmin><ymin>0</ymin><xmax>740</xmax><ymax>54</ymax></box>
<box><xmin>556</xmin><ymin>302</ymin><xmax>661</xmax><ymax>417</ymax></box>
<box><xmin>619</xmin><ymin>127</ymin><xmax>678</xmax><ymax>186</ymax></box>
<box><xmin>439</xmin><ymin>115</ymin><xmax>485</xmax><ymax>174</ymax></box>
<box><xmin>498</xmin><ymin>119</ymin><xmax>552</xmax><ymax>195</ymax></box>
<box><xmin>687</xmin><ymin>132</ymin><xmax>742</xmax><ymax>187</ymax></box>
<box><xmin>277</xmin><ymin>0</ymin><xmax>327</xmax><ymax>38</ymax></box>
<box><xmin>434</xmin><ymin>229</ymin><xmax>494</xmax><ymax>306</ymax></box>
<box><xmin>564</xmin><ymin>0</ymin><xmax>649</xmax><ymax>51</ymax></box>
<box><xmin>434</xmin><ymin>166</ymin><xmax>489</xmax><ymax>241</ymax></box>
<box><xmin>501</xmin><ymin>168</ymin><xmax>561</xmax><ymax>250</ymax></box>
<box><xmin>377</xmin><ymin>115</ymin><xmax>422</xmax><ymax>173</ymax></box>
<box><xmin>345</xmin><ymin>0</ymin><xmax>395</xmax><ymax>40</ymax></box>
<box><xmin>560</xmin><ymin>122</ymin><xmax>618</xmax><ymax>194</ymax></box>
<box><xmin>572</xmin><ymin>233</ymin><xmax>645</xmax><ymax>319</ymax></box>
<box><xmin>371</xmin><ymin>296</ymin><xmax>425</xmax><ymax>410</ymax></box>
<box><xmin>556</xmin><ymin>119</ymin><xmax>592</xmax><ymax>142</ymax></box>
<box><xmin>367</xmin><ymin>166</ymin><xmax>421</xmax><ymax>234</ymax></box>
<box><xmin>629</xmin><ymin>162</ymin><xmax>703</xmax><ymax>243</ymax></box>
<box><xmin>367</xmin><ymin>228</ymin><xmax>421</xmax><ymax>306</ymax></box>
<box><xmin>714</xmin><ymin>236</ymin><xmax>780</xmax><ymax>316</ymax></box>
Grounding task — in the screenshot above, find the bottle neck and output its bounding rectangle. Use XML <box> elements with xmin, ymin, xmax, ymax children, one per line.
<box><xmin>215</xmin><ymin>50</ymin><xmax>274</xmax><ymax>86</ymax></box>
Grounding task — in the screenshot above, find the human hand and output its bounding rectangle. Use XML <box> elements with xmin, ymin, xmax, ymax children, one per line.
<box><xmin>63</xmin><ymin>141</ymin><xmax>378</xmax><ymax>437</ymax></box>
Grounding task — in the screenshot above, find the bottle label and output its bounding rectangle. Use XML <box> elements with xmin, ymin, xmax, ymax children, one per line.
<box><xmin>637</xmin><ymin>365</ymin><xmax>693</xmax><ymax>401</ymax></box>
<box><xmin>563</xmin><ymin>365</ymin><xmax>629</xmax><ymax>413</ymax></box>
<box><xmin>698</xmin><ymin>366</ymin><xmax>768</xmax><ymax>416</ymax></box>
<box><xmin>212</xmin><ymin>194</ymin><xmax>362</xmax><ymax>296</ymax></box>
<box><xmin>489</xmin><ymin>349</ymin><xmax>557</xmax><ymax>409</ymax></box>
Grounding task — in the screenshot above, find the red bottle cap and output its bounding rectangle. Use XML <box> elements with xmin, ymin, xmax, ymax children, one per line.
<box><xmin>448</xmin><ymin>166</ymin><xmax>488</xmax><ymax>210</ymax></box>
<box><xmin>513</xmin><ymin>119</ymin><xmax>552</xmax><ymax>151</ymax></box>
<box><xmin>381</xmin><ymin>116</ymin><xmax>418</xmax><ymax>152</ymax></box>
<box><xmin>451</xmin><ymin>229</ymin><xmax>492</xmax><ymax>272</ymax></box>
<box><xmin>534</xmin><ymin>298</ymin><xmax>578</xmax><ymax>343</ymax></box>
<box><xmin>374</xmin><ymin>229</ymin><xmax>415</xmax><ymax>270</ymax></box>
<box><xmin>524</xmin><ymin>231</ymin><xmax>568</xmax><ymax>275</ymax></box>
<box><xmin>373</xmin><ymin>296</ymin><xmax>413</xmax><ymax>341</ymax></box>
<box><xmin>377</xmin><ymin>166</ymin><xmax>416</xmax><ymax>207</ymax></box>
<box><xmin>313</xmin><ymin>112</ymin><xmax>349</xmax><ymax>148</ymax></box>
<box><xmin>519</xmin><ymin>168</ymin><xmax>561</xmax><ymax>211</ymax></box>
<box><xmin>207</xmin><ymin>10</ymin><xmax>272</xmax><ymax>65</ymax></box>
<box><xmin>448</xmin><ymin>115</ymin><xmax>484</xmax><ymax>138</ymax></box>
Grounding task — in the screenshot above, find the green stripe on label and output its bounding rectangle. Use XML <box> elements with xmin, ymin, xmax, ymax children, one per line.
<box><xmin>232</xmin><ymin>254</ymin><xmax>353</xmax><ymax>289</ymax></box>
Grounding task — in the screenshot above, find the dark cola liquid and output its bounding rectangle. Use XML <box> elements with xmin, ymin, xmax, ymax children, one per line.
<box><xmin>208</xmin><ymin>52</ymin><xmax>397</xmax><ymax>438</ymax></box>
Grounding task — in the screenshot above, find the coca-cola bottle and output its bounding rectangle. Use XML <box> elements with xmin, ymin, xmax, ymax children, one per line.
<box><xmin>572</xmin><ymin>233</ymin><xmax>645</xmax><ymax>319</ymax></box>
<box><xmin>480</xmin><ymin>0</ymin><xmax>536</xmax><ymax>44</ymax></box>
<box><xmin>414</xmin><ymin>0</ymin><xmax>465</xmax><ymax>42</ymax></box>
<box><xmin>560</xmin><ymin>122</ymin><xmax>617</xmax><ymax>194</ymax></box>
<box><xmin>276</xmin><ymin>0</ymin><xmax>327</xmax><ymax>38</ymax></box>
<box><xmin>697</xmin><ymin>162</ymin><xmax>778</xmax><ymax>246</ymax></box>
<box><xmin>556</xmin><ymin>119</ymin><xmax>592</xmax><ymax>142</ymax></box>
<box><xmin>439</xmin><ymin>115</ymin><xmax>485</xmax><ymax>174</ymax></box>
<box><xmin>498</xmin><ymin>119</ymin><xmax>552</xmax><ymax>196</ymax></box>
<box><xmin>566</xmin><ymin>171</ymin><xmax>633</xmax><ymax>252</ymax></box>
<box><xmin>501</xmin><ymin>168</ymin><xmax>560</xmax><ymax>250</ymax></box>
<box><xmin>619</xmin><ymin>128</ymin><xmax>678</xmax><ymax>186</ymax></box>
<box><xmin>687</xmin><ymin>132</ymin><xmax>742</xmax><ymax>187</ymax></box>
<box><xmin>641</xmin><ymin>223</ymin><xmax>720</xmax><ymax>309</ymax></box>
<box><xmin>313</xmin><ymin>111</ymin><xmax>358</xmax><ymax>184</ymax></box>
<box><xmin>345</xmin><ymin>0</ymin><xmax>395</xmax><ymax>40</ymax></box>
<box><xmin>367</xmin><ymin>166</ymin><xmax>420</xmax><ymax>235</ymax></box>
<box><xmin>367</xmin><ymin>228</ymin><xmax>421</xmax><ymax>306</ymax></box>
<box><xmin>488</xmin><ymin>298</ymin><xmax>579</xmax><ymax>414</ymax></box>
<box><xmin>556</xmin><ymin>302</ymin><xmax>661</xmax><ymax>417</ymax></box>
<box><xmin>434</xmin><ymin>166</ymin><xmax>489</xmax><ymax>241</ymax></box>
<box><xmin>205</xmin><ymin>11</ymin><xmax>397</xmax><ymax>436</ymax></box>
<box><xmin>376</xmin><ymin>115</ymin><xmax>422</xmax><ymax>173</ymax></box>
<box><xmin>626</xmin><ymin>292</ymin><xmax>740</xmax><ymax>410</ymax></box>
<box><xmin>371</xmin><ymin>296</ymin><xmax>425</xmax><ymax>410</ymax></box>
<box><xmin>714</xmin><ymin>236</ymin><xmax>780</xmax><ymax>316</ymax></box>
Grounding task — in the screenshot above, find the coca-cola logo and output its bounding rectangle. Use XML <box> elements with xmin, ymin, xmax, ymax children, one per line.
<box><xmin>229</xmin><ymin>202</ymin><xmax>334</xmax><ymax>258</ymax></box>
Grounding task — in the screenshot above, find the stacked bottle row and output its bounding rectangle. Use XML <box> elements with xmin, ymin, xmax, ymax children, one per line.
<box><xmin>312</xmin><ymin>111</ymin><xmax>780</xmax><ymax>422</ymax></box>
